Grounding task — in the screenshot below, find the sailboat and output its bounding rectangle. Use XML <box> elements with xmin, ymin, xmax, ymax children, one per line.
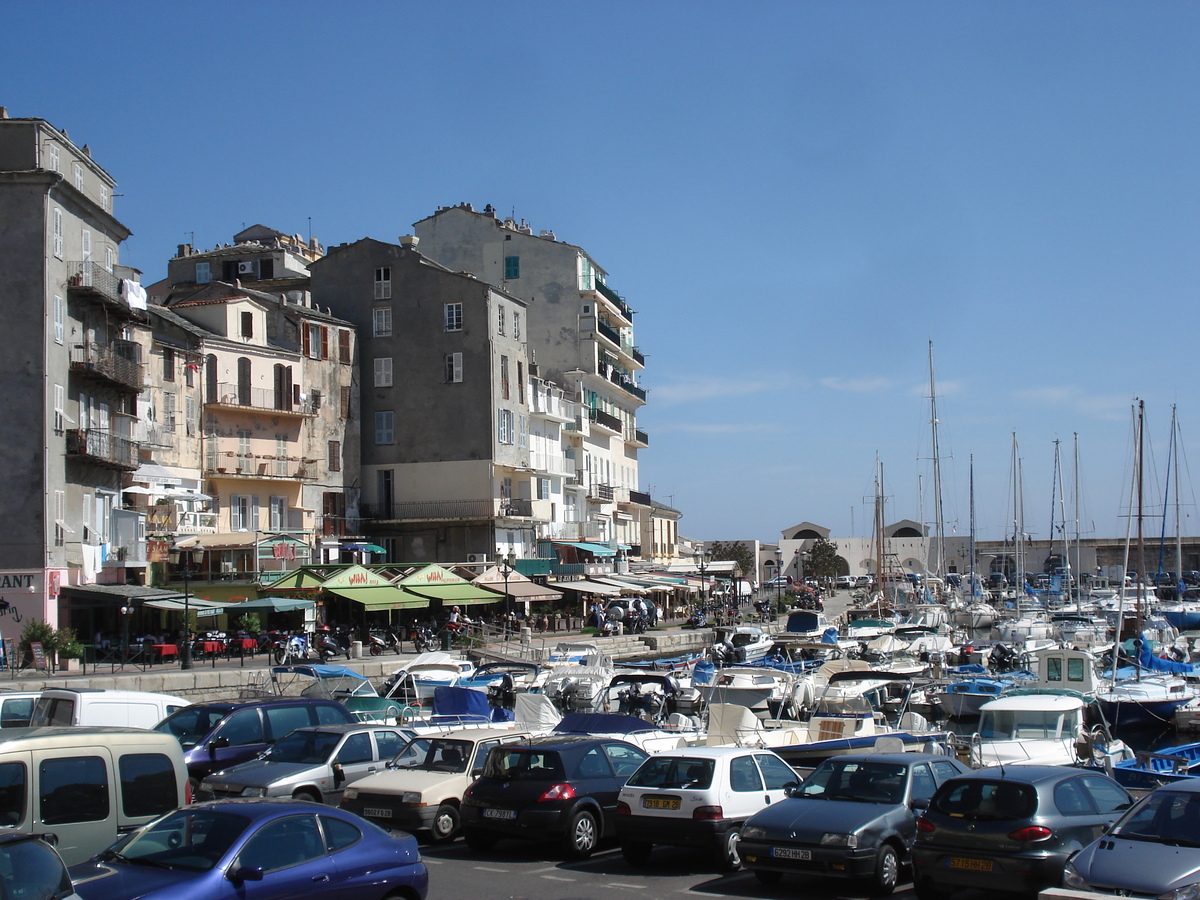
<box><xmin>1155</xmin><ymin>407</ymin><xmax>1200</xmax><ymax>629</ymax></box>
<box><xmin>1095</xmin><ymin>401</ymin><xmax>1197</xmax><ymax>729</ymax></box>
<box><xmin>953</xmin><ymin>456</ymin><xmax>999</xmax><ymax>629</ymax></box>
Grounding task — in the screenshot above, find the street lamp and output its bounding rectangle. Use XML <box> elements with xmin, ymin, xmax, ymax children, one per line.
<box><xmin>169</xmin><ymin>543</ymin><xmax>198</xmax><ymax>670</ymax></box>
<box><xmin>120</xmin><ymin>603</ymin><xmax>134</xmax><ymax>661</ymax></box>
<box><xmin>498</xmin><ymin>549</ymin><xmax>517</xmax><ymax>635</ymax></box>
<box><xmin>774</xmin><ymin>550</ymin><xmax>783</xmax><ymax>609</ymax></box>
<box><xmin>693</xmin><ymin>547</ymin><xmax>712</xmax><ymax>604</ymax></box>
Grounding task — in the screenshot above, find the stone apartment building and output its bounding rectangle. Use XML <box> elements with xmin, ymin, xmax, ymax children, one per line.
<box><xmin>309</xmin><ymin>237</ymin><xmax>552</xmax><ymax>564</ymax></box>
<box><xmin>413</xmin><ymin>204</ymin><xmax>652</xmax><ymax>558</ymax></box>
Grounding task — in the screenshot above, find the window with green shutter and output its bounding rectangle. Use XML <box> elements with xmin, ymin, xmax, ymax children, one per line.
<box><xmin>504</xmin><ymin>256</ymin><xmax>520</xmax><ymax>279</ymax></box>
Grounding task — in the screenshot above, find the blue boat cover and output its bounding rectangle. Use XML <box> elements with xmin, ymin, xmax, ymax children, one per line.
<box><xmin>822</xmin><ymin>626</ymin><xmax>840</xmax><ymax>644</ymax></box>
<box><xmin>431</xmin><ymin>686</ymin><xmax>492</xmax><ymax>723</ymax></box>
<box><xmin>787</xmin><ymin>611</ymin><xmax>821</xmax><ymax>632</ymax></box>
<box><xmin>1138</xmin><ymin>633</ymin><xmax>1196</xmax><ymax>675</ymax></box>
<box><xmin>490</xmin><ymin>707</ymin><xmax>515</xmax><ymax>722</ymax></box>
<box><xmin>553</xmin><ymin>712</ymin><xmax>652</xmax><ymax>735</ymax></box>
<box><xmin>272</xmin><ymin>664</ymin><xmax>370</xmax><ymax>682</ymax></box>
<box><xmin>693</xmin><ymin>659</ymin><xmax>716</xmax><ymax>685</ymax></box>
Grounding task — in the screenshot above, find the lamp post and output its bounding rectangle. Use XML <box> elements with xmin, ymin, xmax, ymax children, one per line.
<box><xmin>694</xmin><ymin>547</ymin><xmax>712</xmax><ymax>604</ymax></box>
<box><xmin>775</xmin><ymin>550</ymin><xmax>783</xmax><ymax>610</ymax></box>
<box><xmin>170</xmin><ymin>543</ymin><xmax>196</xmax><ymax>670</ymax></box>
<box><xmin>499</xmin><ymin>550</ymin><xmax>516</xmax><ymax>636</ymax></box>
<box><xmin>120</xmin><ymin>603</ymin><xmax>134</xmax><ymax>661</ymax></box>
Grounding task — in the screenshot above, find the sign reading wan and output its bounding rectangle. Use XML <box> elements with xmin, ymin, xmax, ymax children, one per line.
<box><xmin>322</xmin><ymin>565</ymin><xmax>391</xmax><ymax>589</ymax></box>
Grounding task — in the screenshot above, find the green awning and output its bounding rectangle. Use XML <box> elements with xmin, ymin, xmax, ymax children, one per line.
<box><xmin>555</xmin><ymin>541</ymin><xmax>617</xmax><ymax>557</ymax></box>
<box><xmin>220</xmin><ymin>597</ymin><xmax>316</xmax><ymax>612</ymax></box>
<box><xmin>404</xmin><ymin>583</ymin><xmax>505</xmax><ymax>606</ymax></box>
<box><xmin>262</xmin><ymin>569</ymin><xmax>326</xmax><ymax>591</ymax></box>
<box><xmin>325</xmin><ymin>586</ymin><xmax>427</xmax><ymax>610</ymax></box>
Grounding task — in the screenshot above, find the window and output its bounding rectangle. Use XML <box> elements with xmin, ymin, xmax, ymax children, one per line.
<box><xmin>338</xmin><ymin>329</ymin><xmax>350</xmax><ymax>364</ymax></box>
<box><xmin>340</xmin><ymin>386</ymin><xmax>351</xmax><ymax>419</ymax></box>
<box><xmin>47</xmin><ymin>144</ymin><xmax>59</xmax><ymax>171</ymax></box>
<box><xmin>729</xmin><ymin>755</ymin><xmax>764</xmax><ymax>793</ymax></box>
<box><xmin>375</xmin><ymin>411</ymin><xmax>394</xmax><ymax>444</ymax></box>
<box><xmin>81</xmin><ymin>229</ymin><xmax>91</xmax><ymax>262</ymax></box>
<box><xmin>504</xmin><ymin>256</ymin><xmax>520</xmax><ymax>279</ymax></box>
<box><xmin>311</xmin><ymin>388</ymin><xmax>322</xmax><ymax>411</ymax></box>
<box><xmin>229</xmin><ymin>495</ymin><xmax>253</xmax><ymax>531</ymax></box>
<box><xmin>500</xmin><ymin>356</ymin><xmax>510</xmax><ymax>400</ymax></box>
<box><xmin>445</xmin><ymin>352</ymin><xmax>462</xmax><ymax>383</ymax></box>
<box><xmin>162</xmin><ymin>347</ymin><xmax>175</xmax><ymax>381</ymax></box>
<box><xmin>328</xmin><ymin>440</ymin><xmax>341</xmax><ymax>472</ymax></box>
<box><xmin>99</xmin><ymin>184</ymin><xmax>109</xmax><ymax>212</ymax></box>
<box><xmin>497</xmin><ymin>408</ymin><xmax>514</xmax><ymax>444</ymax></box>
<box><xmin>185</xmin><ymin>397</ymin><xmax>196</xmax><ymax>436</ymax></box>
<box><xmin>374</xmin><ymin>266</ymin><xmax>391</xmax><ymax>299</ymax></box>
<box><xmin>537</xmin><ymin>478</ymin><xmax>550</xmax><ymax>500</ymax></box>
<box><xmin>184</xmin><ymin>358</ymin><xmax>194</xmax><ymax>387</ymax></box>
<box><xmin>53</xmin><ymin>295</ymin><xmax>63</xmax><ymax>343</ymax></box>
<box><xmin>237</xmin><ymin>814</ymin><xmax>325</xmax><ymax>872</ymax></box>
<box><xmin>105</xmin><ymin>247</ymin><xmax>113</xmax><ymax>273</ymax></box>
<box><xmin>205</xmin><ymin>355</ymin><xmax>218</xmax><ymax>403</ymax></box>
<box><xmin>53</xmin><ymin>385</ymin><xmax>64</xmax><ymax>432</ymax></box>
<box><xmin>52</xmin><ymin>209</ymin><xmax>62</xmax><ymax>259</ymax></box>
<box><xmin>497</xmin><ymin>304</ymin><xmax>505</xmax><ymax>335</ymax></box>
<box><xmin>303</xmin><ymin>323</ymin><xmax>328</xmax><ymax>359</ymax></box>
<box><xmin>513</xmin><ymin>311</ymin><xmax>521</xmax><ymax>339</ymax></box>
<box><xmin>269</xmin><ymin>496</ymin><xmax>287</xmax><ymax>531</ymax></box>
<box><xmin>41</xmin><ymin>756</ymin><xmax>109</xmax><ymax>825</ymax></box>
<box><xmin>240</xmin><ymin>311</ymin><xmax>253</xmax><ymax>339</ymax></box>
<box><xmin>518</xmin><ymin>414</ymin><xmax>527</xmax><ymax>449</ymax></box>
<box><xmin>162</xmin><ymin>392</ymin><xmax>176</xmax><ymax>433</ymax></box>
<box><xmin>444</xmin><ymin>302</ymin><xmax>462</xmax><ymax>332</ymax></box>
<box><xmin>74</xmin><ymin>163</ymin><xmax>83</xmax><ymax>192</ymax></box>
<box><xmin>215</xmin><ymin>709</ymin><xmax>264</xmax><ymax>746</ymax></box>
<box><xmin>237</xmin><ymin>430</ymin><xmax>253</xmax><ymax>472</ymax></box>
<box><xmin>272</xmin><ymin>364</ymin><xmax>293</xmax><ymax>411</ymax></box>
<box><xmin>275</xmin><ymin>436</ymin><xmax>288</xmax><ymax>477</ymax></box>
<box><xmin>336</xmin><ymin>733</ymin><xmax>373</xmax><ymax>765</ymax></box>
<box><xmin>373</xmin><ymin>357</ymin><xmax>392</xmax><ymax>387</ymax></box>
<box><xmin>264</xmin><ymin>706</ymin><xmax>312</xmax><ymax>741</ymax></box>
<box><xmin>119</xmin><ymin>753</ymin><xmax>177</xmax><ymax>818</ymax></box>
<box><xmin>53</xmin><ymin>491</ymin><xmax>65</xmax><ymax>545</ymax></box>
<box><xmin>517</xmin><ymin>361</ymin><xmax>524</xmax><ymax>403</ymax></box>
<box><xmin>195</xmin><ymin>261</ymin><xmax>211</xmax><ymax>284</ymax></box>
<box><xmin>373</xmin><ymin>307</ymin><xmax>392</xmax><ymax>337</ymax></box>
<box><xmin>237</xmin><ymin>357</ymin><xmax>251</xmax><ymax>405</ymax></box>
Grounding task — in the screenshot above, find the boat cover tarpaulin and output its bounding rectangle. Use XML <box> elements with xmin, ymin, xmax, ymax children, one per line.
<box><xmin>1138</xmin><ymin>633</ymin><xmax>1196</xmax><ymax>675</ymax></box>
<box><xmin>431</xmin><ymin>686</ymin><xmax>492</xmax><ymax>723</ymax></box>
<box><xmin>553</xmin><ymin>712</ymin><xmax>654</xmax><ymax>736</ymax></box>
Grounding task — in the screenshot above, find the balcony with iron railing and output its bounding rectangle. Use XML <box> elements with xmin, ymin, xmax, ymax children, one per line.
<box><xmin>630</xmin><ymin>346</ymin><xmax>645</xmax><ymax>366</ymax></box>
<box><xmin>69</xmin><ymin>340</ymin><xmax>144</xmax><ymax>392</ymax></box>
<box><xmin>629</xmin><ymin>489</ymin><xmax>652</xmax><ymax>506</ymax></box>
<box><xmin>588</xmin><ymin>407</ymin><xmax>622</xmax><ymax>434</ymax></box>
<box><xmin>206</xmin><ymin>450</ymin><xmax>317</xmax><ymax>480</ymax></box>
<box><xmin>626</xmin><ymin>428</ymin><xmax>649</xmax><ymax>448</ymax></box>
<box><xmin>596</xmin><ymin>317</ymin><xmax>622</xmax><ymax>348</ymax></box>
<box><xmin>66</xmin><ymin>261</ymin><xmax>131</xmax><ymax>312</ymax></box>
<box><xmin>588</xmin><ymin>482</ymin><xmax>614</xmax><ymax>503</ymax></box>
<box><xmin>360</xmin><ymin>497</ymin><xmax>536</xmax><ymax>522</ymax></box>
<box><xmin>101</xmin><ymin>541</ymin><xmax>148</xmax><ymax>567</ymax></box>
<box><xmin>593</xmin><ymin>279</ymin><xmax>635</xmax><ymax>322</ymax></box>
<box><xmin>66</xmin><ymin>429</ymin><xmax>138</xmax><ymax>469</ymax></box>
<box><xmin>206</xmin><ymin>383</ymin><xmax>314</xmax><ymax>417</ymax></box>
<box><xmin>595</xmin><ymin>359</ymin><xmax>646</xmax><ymax>403</ymax></box>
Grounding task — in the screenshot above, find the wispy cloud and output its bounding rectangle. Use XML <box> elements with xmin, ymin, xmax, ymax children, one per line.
<box><xmin>907</xmin><ymin>379</ymin><xmax>965</xmax><ymax>398</ymax></box>
<box><xmin>652</xmin><ymin>375</ymin><xmax>797</xmax><ymax>406</ymax></box>
<box><xmin>820</xmin><ymin>376</ymin><xmax>891</xmax><ymax>392</ymax></box>
<box><xmin>659</xmin><ymin>421</ymin><xmax>788</xmax><ymax>436</ymax></box>
<box><xmin>1011</xmin><ymin>386</ymin><xmax>1130</xmax><ymax>421</ymax></box>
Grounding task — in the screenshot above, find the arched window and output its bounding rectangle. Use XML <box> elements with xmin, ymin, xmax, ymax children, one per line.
<box><xmin>237</xmin><ymin>357</ymin><xmax>252</xmax><ymax>406</ymax></box>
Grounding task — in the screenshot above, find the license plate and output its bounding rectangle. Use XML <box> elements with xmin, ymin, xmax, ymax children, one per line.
<box><xmin>483</xmin><ymin>808</ymin><xmax>516</xmax><ymax>820</ymax></box>
<box><xmin>948</xmin><ymin>857</ymin><xmax>993</xmax><ymax>871</ymax></box>
<box><xmin>771</xmin><ymin>847</ymin><xmax>811</xmax><ymax>860</ymax></box>
<box><xmin>643</xmin><ymin>796</ymin><xmax>681</xmax><ymax>810</ymax></box>
<box><xmin>363</xmin><ymin>807</ymin><xmax>391</xmax><ymax>818</ymax></box>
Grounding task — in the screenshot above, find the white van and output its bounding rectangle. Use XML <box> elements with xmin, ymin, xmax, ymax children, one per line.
<box><xmin>30</xmin><ymin>689</ymin><xmax>189</xmax><ymax>729</ymax></box>
<box><xmin>0</xmin><ymin>726</ymin><xmax>188</xmax><ymax>865</ymax></box>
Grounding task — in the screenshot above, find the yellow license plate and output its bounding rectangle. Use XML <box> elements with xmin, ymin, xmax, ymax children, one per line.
<box><xmin>948</xmin><ymin>857</ymin><xmax>993</xmax><ymax>871</ymax></box>
<box><xmin>643</xmin><ymin>796</ymin><xmax>681</xmax><ymax>810</ymax></box>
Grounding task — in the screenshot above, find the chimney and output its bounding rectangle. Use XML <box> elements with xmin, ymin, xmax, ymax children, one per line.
<box><xmin>82</xmin><ymin>144</ymin><xmax>91</xmax><ymax>158</ymax></box>
<box><xmin>0</xmin><ymin>108</ymin><xmax>8</xmax><ymax>119</ymax></box>
<box><xmin>399</xmin><ymin>235</ymin><xmax>419</xmax><ymax>250</ymax></box>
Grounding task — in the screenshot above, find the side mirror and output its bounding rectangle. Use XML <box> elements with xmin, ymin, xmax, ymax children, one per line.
<box><xmin>227</xmin><ymin>864</ymin><xmax>264</xmax><ymax>884</ymax></box>
<box><xmin>911</xmin><ymin>798</ymin><xmax>930</xmax><ymax>811</ymax></box>
<box><xmin>471</xmin><ymin>767</ymin><xmax>484</xmax><ymax>779</ymax></box>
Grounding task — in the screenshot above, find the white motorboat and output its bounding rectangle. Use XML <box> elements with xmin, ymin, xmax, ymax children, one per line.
<box><xmin>695</xmin><ymin>665</ymin><xmax>800</xmax><ymax>715</ymax></box>
<box><xmin>382</xmin><ymin>652</ymin><xmax>476</xmax><ymax>703</ymax></box>
<box><xmin>964</xmin><ymin>691</ymin><xmax>1128</xmax><ymax>768</ymax></box>
<box><xmin>953</xmin><ymin>601</ymin><xmax>999</xmax><ymax>630</ymax></box>
<box><xmin>711</xmin><ymin>625</ymin><xmax>774</xmax><ymax>664</ymax></box>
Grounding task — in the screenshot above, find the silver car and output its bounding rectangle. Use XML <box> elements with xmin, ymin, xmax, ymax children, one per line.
<box><xmin>200</xmin><ymin>723</ymin><xmax>412</xmax><ymax>804</ymax></box>
<box><xmin>1064</xmin><ymin>778</ymin><xmax>1200</xmax><ymax>897</ymax></box>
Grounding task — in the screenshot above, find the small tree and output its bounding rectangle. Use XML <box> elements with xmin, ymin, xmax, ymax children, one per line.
<box><xmin>708</xmin><ymin>541</ymin><xmax>755</xmax><ymax>580</ymax></box>
<box><xmin>805</xmin><ymin>537</ymin><xmax>845</xmax><ymax>580</ymax></box>
<box><xmin>54</xmin><ymin>626</ymin><xmax>84</xmax><ymax>660</ymax></box>
<box><xmin>236</xmin><ymin>612</ymin><xmax>262</xmax><ymax>635</ymax></box>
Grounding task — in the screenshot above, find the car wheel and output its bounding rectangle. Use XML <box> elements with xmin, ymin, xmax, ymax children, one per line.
<box><xmin>562</xmin><ymin>809</ymin><xmax>599</xmax><ymax>860</ymax></box>
<box><xmin>913</xmin><ymin>879</ymin><xmax>953</xmax><ymax>900</ymax></box>
<box><xmin>292</xmin><ymin>789</ymin><xmax>321</xmax><ymax>804</ymax></box>
<box><xmin>620</xmin><ymin>840</ymin><xmax>652</xmax><ymax>866</ymax></box>
<box><xmin>754</xmin><ymin>869</ymin><xmax>783</xmax><ymax>885</ymax></box>
<box><xmin>430</xmin><ymin>803</ymin><xmax>460</xmax><ymax>842</ymax></box>
<box><xmin>716</xmin><ymin>826</ymin><xmax>741</xmax><ymax>872</ymax></box>
<box><xmin>463</xmin><ymin>828</ymin><xmax>498</xmax><ymax>852</ymax></box>
<box><xmin>869</xmin><ymin>844</ymin><xmax>900</xmax><ymax>896</ymax></box>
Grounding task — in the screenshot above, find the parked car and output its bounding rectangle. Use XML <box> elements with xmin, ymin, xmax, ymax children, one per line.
<box><xmin>199</xmin><ymin>724</ymin><xmax>413</xmax><ymax>805</ymax></box>
<box><xmin>739</xmin><ymin>752</ymin><xmax>970</xmax><ymax>895</ymax></box>
<box><xmin>855</xmin><ymin>575</ymin><xmax>873</xmax><ymax>588</ymax></box>
<box><xmin>615</xmin><ymin>746</ymin><xmax>801</xmax><ymax>872</ymax></box>
<box><xmin>911</xmin><ymin>764</ymin><xmax>1133</xmax><ymax>900</ymax></box>
<box><xmin>0</xmin><ymin>831</ymin><xmax>81</xmax><ymax>900</ymax></box>
<box><xmin>0</xmin><ymin>691</ymin><xmax>40</xmax><ymax>728</ymax></box>
<box><xmin>1063</xmin><ymin>778</ymin><xmax>1200</xmax><ymax>897</ymax></box>
<box><xmin>835</xmin><ymin>575</ymin><xmax>857</xmax><ymax>591</ymax></box>
<box><xmin>460</xmin><ymin>735</ymin><xmax>648</xmax><ymax>859</ymax></box>
<box><xmin>341</xmin><ymin>727</ymin><xmax>532</xmax><ymax>841</ymax></box>
<box><xmin>68</xmin><ymin>799</ymin><xmax>428</xmax><ymax>900</ymax></box>
<box><xmin>763</xmin><ymin>576</ymin><xmax>789</xmax><ymax>589</ymax></box>
<box><xmin>31</xmin><ymin>689</ymin><xmax>189</xmax><ymax>729</ymax></box>
<box><xmin>154</xmin><ymin>698</ymin><xmax>356</xmax><ymax>789</ymax></box>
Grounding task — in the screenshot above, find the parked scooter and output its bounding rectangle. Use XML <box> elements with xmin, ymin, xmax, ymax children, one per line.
<box><xmin>368</xmin><ymin>630</ymin><xmax>402</xmax><ymax>656</ymax></box>
<box><xmin>316</xmin><ymin>626</ymin><xmax>351</xmax><ymax>661</ymax></box>
<box><xmin>685</xmin><ymin>606</ymin><xmax>708</xmax><ymax>629</ymax></box>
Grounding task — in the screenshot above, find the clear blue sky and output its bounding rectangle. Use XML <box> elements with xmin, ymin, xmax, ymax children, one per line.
<box><xmin>7</xmin><ymin>2</ymin><xmax>1199</xmax><ymax>546</ymax></box>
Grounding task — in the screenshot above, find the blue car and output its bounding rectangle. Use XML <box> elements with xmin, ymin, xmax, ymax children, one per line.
<box><xmin>69</xmin><ymin>799</ymin><xmax>428</xmax><ymax>900</ymax></box>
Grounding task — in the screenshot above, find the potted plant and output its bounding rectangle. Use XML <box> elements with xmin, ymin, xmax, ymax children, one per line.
<box><xmin>56</xmin><ymin>628</ymin><xmax>84</xmax><ymax>672</ymax></box>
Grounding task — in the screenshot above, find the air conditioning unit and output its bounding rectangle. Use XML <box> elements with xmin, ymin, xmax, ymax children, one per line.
<box><xmin>237</xmin><ymin>261</ymin><xmax>255</xmax><ymax>275</ymax></box>
<box><xmin>467</xmin><ymin>554</ymin><xmax>488</xmax><ymax>564</ymax></box>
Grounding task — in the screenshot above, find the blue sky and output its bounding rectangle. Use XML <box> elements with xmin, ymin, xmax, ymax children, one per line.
<box><xmin>7</xmin><ymin>2</ymin><xmax>1199</xmax><ymax>545</ymax></box>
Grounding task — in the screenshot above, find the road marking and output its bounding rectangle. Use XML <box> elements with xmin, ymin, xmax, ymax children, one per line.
<box><xmin>531</xmin><ymin>867</ymin><xmax>560</xmax><ymax>873</ymax></box>
<box><xmin>603</xmin><ymin>883</ymin><xmax>646</xmax><ymax>889</ymax></box>
<box><xmin>472</xmin><ymin>866</ymin><xmax>507</xmax><ymax>872</ymax></box>
<box><xmin>541</xmin><ymin>875</ymin><xmax>576</xmax><ymax>882</ymax></box>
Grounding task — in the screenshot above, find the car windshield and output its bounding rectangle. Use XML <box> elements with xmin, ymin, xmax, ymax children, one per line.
<box><xmin>482</xmin><ymin>748</ymin><xmax>566</xmax><ymax>781</ymax></box>
<box><xmin>264</xmin><ymin>730</ymin><xmax>343</xmax><ymax>765</ymax></box>
<box><xmin>109</xmin><ymin>809</ymin><xmax>250</xmax><ymax>871</ymax></box>
<box><xmin>1112</xmin><ymin>790</ymin><xmax>1200</xmax><ymax>846</ymax></box>
<box><xmin>627</xmin><ymin>756</ymin><xmax>715</xmax><ymax>790</ymax></box>
<box><xmin>389</xmin><ymin>737</ymin><xmax>473</xmax><ymax>773</ymax></box>
<box><xmin>154</xmin><ymin>706</ymin><xmax>229</xmax><ymax>750</ymax></box>
<box><xmin>0</xmin><ymin>838</ymin><xmax>72</xmax><ymax>899</ymax></box>
<box><xmin>930</xmin><ymin>780</ymin><xmax>1037</xmax><ymax>820</ymax></box>
<box><xmin>798</xmin><ymin>761</ymin><xmax>907</xmax><ymax>804</ymax></box>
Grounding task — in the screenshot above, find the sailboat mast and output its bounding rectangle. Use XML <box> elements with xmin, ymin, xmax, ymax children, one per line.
<box><xmin>928</xmin><ymin>341</ymin><xmax>946</xmax><ymax>580</ymax></box>
<box><xmin>1073</xmin><ymin>434</ymin><xmax>1081</xmax><ymax>602</ymax></box>
<box><xmin>875</xmin><ymin>458</ymin><xmax>886</xmax><ymax>616</ymax></box>
<box><xmin>1136</xmin><ymin>400</ymin><xmax>1147</xmax><ymax>663</ymax></box>
<box><xmin>1174</xmin><ymin>406</ymin><xmax>1184</xmax><ymax>594</ymax></box>
<box><xmin>969</xmin><ymin>455</ymin><xmax>977</xmax><ymax>596</ymax></box>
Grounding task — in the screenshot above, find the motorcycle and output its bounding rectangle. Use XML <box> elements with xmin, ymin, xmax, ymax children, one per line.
<box><xmin>625</xmin><ymin>610</ymin><xmax>649</xmax><ymax>635</ymax></box>
<box><xmin>368</xmin><ymin>630</ymin><xmax>402</xmax><ymax>656</ymax></box>
<box><xmin>273</xmin><ymin>632</ymin><xmax>311</xmax><ymax>665</ymax></box>
<box><xmin>409</xmin><ymin>625</ymin><xmax>437</xmax><ymax>653</ymax></box>
<box><xmin>685</xmin><ymin>606</ymin><xmax>708</xmax><ymax>629</ymax></box>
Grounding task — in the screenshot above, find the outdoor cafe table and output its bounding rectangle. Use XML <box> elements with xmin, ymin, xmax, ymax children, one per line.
<box><xmin>231</xmin><ymin>638</ymin><xmax>256</xmax><ymax>655</ymax></box>
<box><xmin>197</xmin><ymin>641</ymin><xmax>224</xmax><ymax>656</ymax></box>
<box><xmin>151</xmin><ymin>644</ymin><xmax>178</xmax><ymax>662</ymax></box>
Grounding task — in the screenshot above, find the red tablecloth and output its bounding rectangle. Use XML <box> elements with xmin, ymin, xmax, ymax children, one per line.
<box><xmin>234</xmin><ymin>638</ymin><xmax>256</xmax><ymax>652</ymax></box>
<box><xmin>198</xmin><ymin>641</ymin><xmax>224</xmax><ymax>655</ymax></box>
<box><xmin>152</xmin><ymin>644</ymin><xmax>178</xmax><ymax>661</ymax></box>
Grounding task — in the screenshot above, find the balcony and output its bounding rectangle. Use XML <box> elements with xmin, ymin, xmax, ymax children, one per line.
<box><xmin>530</xmin><ymin>390</ymin><xmax>574</xmax><ymax>423</ymax></box>
<box><xmin>588</xmin><ymin>407</ymin><xmax>622</xmax><ymax>434</ymax></box>
<box><xmin>595</xmin><ymin>360</ymin><xmax>646</xmax><ymax>403</ymax></box>
<box><xmin>529</xmin><ymin>451</ymin><xmax>571</xmax><ymax>477</ymax></box>
<box><xmin>66</xmin><ymin>261</ymin><xmax>132</xmax><ymax>313</ymax></box>
<box><xmin>360</xmin><ymin>498</ymin><xmax>536</xmax><ymax>522</ymax></box>
<box><xmin>69</xmin><ymin>340</ymin><xmax>144</xmax><ymax>392</ymax></box>
<box><xmin>626</xmin><ymin>428</ymin><xmax>649</xmax><ymax>448</ymax></box>
<box><xmin>206</xmin><ymin>451</ymin><xmax>317</xmax><ymax>480</ymax></box>
<box><xmin>629</xmin><ymin>489</ymin><xmax>652</xmax><ymax>506</ymax></box>
<box><xmin>594</xmin><ymin>280</ymin><xmax>634</xmax><ymax>322</ymax></box>
<box><xmin>179</xmin><ymin>510</ymin><xmax>217</xmax><ymax>533</ymax></box>
<box><xmin>101</xmin><ymin>542</ymin><xmax>147</xmax><ymax>567</ymax></box>
<box><xmin>66</xmin><ymin>429</ymin><xmax>138</xmax><ymax>470</ymax></box>
<box><xmin>588</xmin><ymin>483</ymin><xmax>614</xmax><ymax>503</ymax></box>
<box><xmin>631</xmin><ymin>346</ymin><xmax>645</xmax><ymax>366</ymax></box>
<box><xmin>596</xmin><ymin>318</ymin><xmax>622</xmax><ymax>348</ymax></box>
<box><xmin>206</xmin><ymin>383</ymin><xmax>314</xmax><ymax>417</ymax></box>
